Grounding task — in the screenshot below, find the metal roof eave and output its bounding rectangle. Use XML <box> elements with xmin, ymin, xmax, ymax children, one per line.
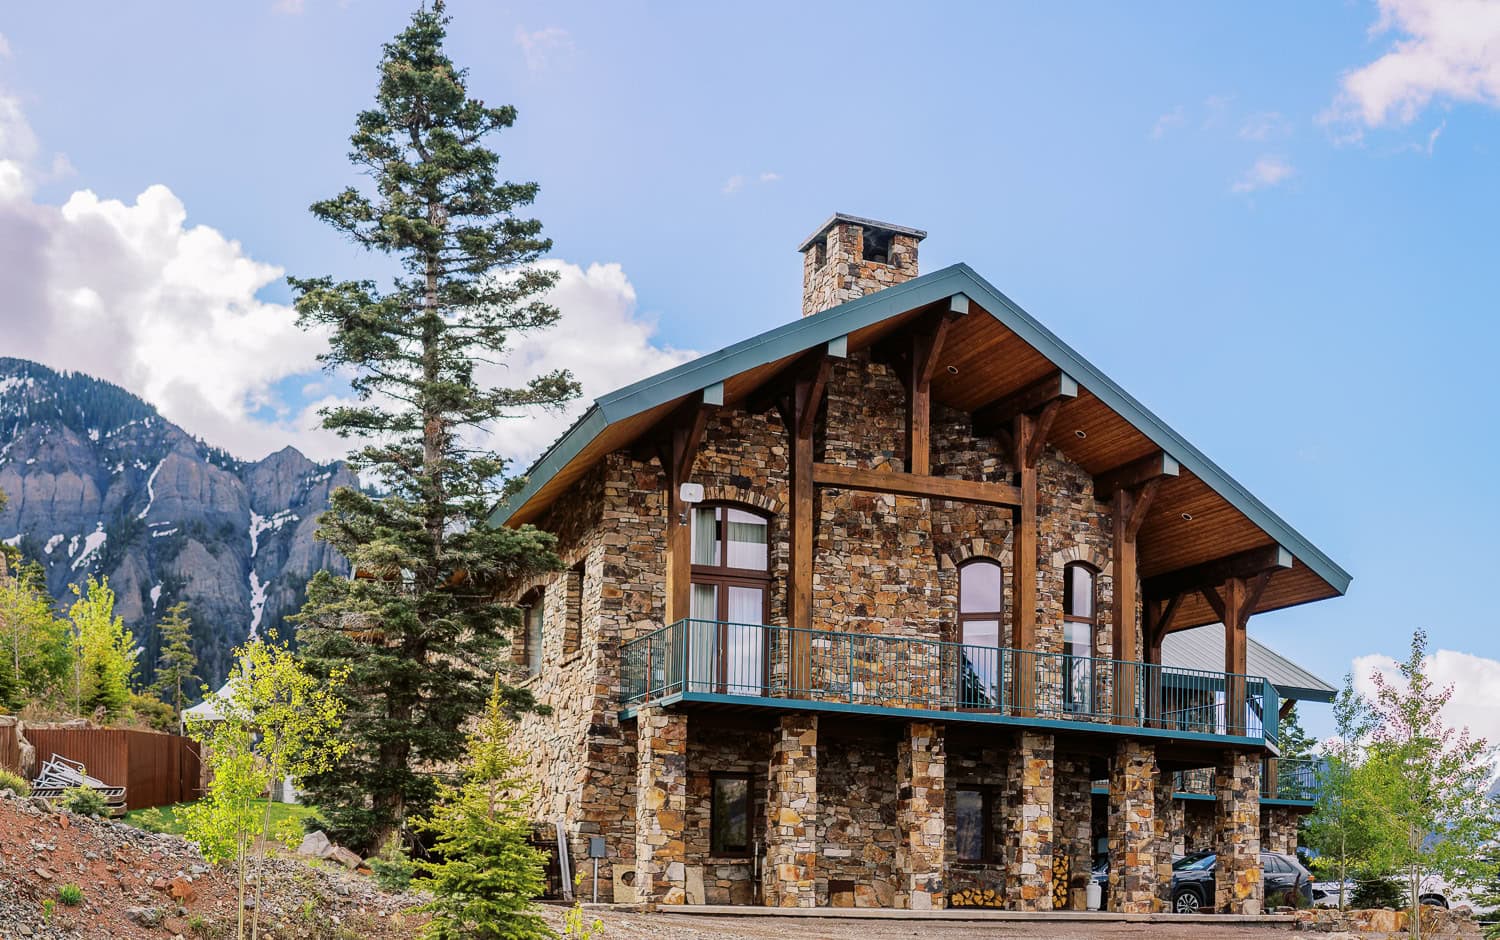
<box><xmin>490</xmin><ymin>263</ymin><xmax>1352</xmax><ymax>600</ymax></box>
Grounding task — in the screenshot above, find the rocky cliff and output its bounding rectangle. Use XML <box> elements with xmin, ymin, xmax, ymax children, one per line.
<box><xmin>0</xmin><ymin>357</ymin><xmax>353</xmax><ymax>690</ymax></box>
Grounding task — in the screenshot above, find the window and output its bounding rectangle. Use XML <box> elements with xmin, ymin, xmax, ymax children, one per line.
<box><xmin>955</xmin><ymin>787</ymin><xmax>996</xmax><ymax>862</ymax></box>
<box><xmin>812</xmin><ymin>240</ymin><xmax>826</xmax><ymax>268</ymax></box>
<box><xmin>711</xmin><ymin>773</ymin><xmax>752</xmax><ymax>856</ymax></box>
<box><xmin>689</xmin><ymin>504</ymin><xmax>771</xmax><ymax>693</ymax></box>
<box><xmin>958</xmin><ymin>559</ymin><xmax>1003</xmax><ymax>706</ymax></box>
<box><xmin>520</xmin><ymin>590</ymin><xmax>544</xmax><ymax>677</ymax></box>
<box><xmin>1063</xmin><ymin>563</ymin><xmax>1096</xmax><ymax>712</ymax></box>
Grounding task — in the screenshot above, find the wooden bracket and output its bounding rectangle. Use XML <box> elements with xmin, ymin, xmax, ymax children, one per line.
<box><xmin>1143</xmin><ymin>544</ymin><xmax>1293</xmax><ymax>601</ymax></box>
<box><xmin>972</xmin><ymin>370</ymin><xmax>1079</xmax><ymax>438</ymax></box>
<box><xmin>1095</xmin><ymin>451</ymin><xmax>1180</xmax><ymax>503</ymax></box>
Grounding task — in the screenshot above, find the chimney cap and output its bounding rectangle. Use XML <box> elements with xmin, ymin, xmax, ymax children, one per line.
<box><xmin>796</xmin><ymin>212</ymin><xmax>928</xmax><ymax>253</ymax></box>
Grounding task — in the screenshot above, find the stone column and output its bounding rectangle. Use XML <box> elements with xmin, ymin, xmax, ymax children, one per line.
<box><xmin>1107</xmin><ymin>739</ymin><xmax>1157</xmax><ymax>913</ymax></box>
<box><xmin>635</xmin><ymin>707</ymin><xmax>688</xmax><ymax>905</ymax></box>
<box><xmin>1053</xmin><ymin>755</ymin><xmax>1093</xmax><ymax>911</ymax></box>
<box><xmin>1154</xmin><ymin>767</ymin><xmax>1180</xmax><ymax>911</ymax></box>
<box><xmin>1002</xmin><ymin>731</ymin><xmax>1055</xmax><ymax>911</ymax></box>
<box><xmin>765</xmin><ymin>713</ymin><xmax>818</xmax><ymax>907</ymax></box>
<box><xmin>1214</xmin><ymin>750</ymin><xmax>1263</xmax><ymax>914</ymax></box>
<box><xmin>895</xmin><ymin>721</ymin><xmax>946</xmax><ymax>910</ymax></box>
<box><xmin>1264</xmin><ymin>805</ymin><xmax>1299</xmax><ymax>856</ymax></box>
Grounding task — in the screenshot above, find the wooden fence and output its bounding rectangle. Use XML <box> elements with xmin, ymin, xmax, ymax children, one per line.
<box><xmin>23</xmin><ymin>727</ymin><xmax>202</xmax><ymax>811</ymax></box>
<box><xmin>0</xmin><ymin>721</ymin><xmax>20</xmax><ymax>776</ymax></box>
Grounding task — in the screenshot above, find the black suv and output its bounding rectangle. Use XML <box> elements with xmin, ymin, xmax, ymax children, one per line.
<box><xmin>1171</xmin><ymin>850</ymin><xmax>1312</xmax><ymax>912</ymax></box>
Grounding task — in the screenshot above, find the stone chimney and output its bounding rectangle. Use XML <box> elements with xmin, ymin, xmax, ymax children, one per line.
<box><xmin>798</xmin><ymin>213</ymin><xmax>926</xmax><ymax>317</ymax></box>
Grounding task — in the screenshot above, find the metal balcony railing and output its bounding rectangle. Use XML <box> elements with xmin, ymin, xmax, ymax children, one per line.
<box><xmin>621</xmin><ymin>619</ymin><xmax>1279</xmax><ymax>744</ymax></box>
<box><xmin>1169</xmin><ymin>757</ymin><xmax>1321</xmax><ymax>802</ymax></box>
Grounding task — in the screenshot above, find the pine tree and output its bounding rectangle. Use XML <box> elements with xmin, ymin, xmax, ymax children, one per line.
<box><xmin>415</xmin><ymin>676</ymin><xmax>549</xmax><ymax>940</ymax></box>
<box><xmin>290</xmin><ymin>0</ymin><xmax>577</xmax><ymax>851</ymax></box>
<box><xmin>150</xmin><ymin>602</ymin><xmax>199</xmax><ymax>734</ymax></box>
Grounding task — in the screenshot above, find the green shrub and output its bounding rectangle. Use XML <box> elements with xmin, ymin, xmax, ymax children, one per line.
<box><xmin>1352</xmin><ymin>875</ymin><xmax>1404</xmax><ymax>910</ymax></box>
<box><xmin>0</xmin><ymin>768</ymin><xmax>30</xmax><ymax>796</ymax></box>
<box><xmin>57</xmin><ymin>884</ymin><xmax>83</xmax><ymax>906</ymax></box>
<box><xmin>41</xmin><ymin>899</ymin><xmax>54</xmax><ymax>923</ymax></box>
<box><xmin>60</xmin><ymin>786</ymin><xmax>108</xmax><ymax>817</ymax></box>
<box><xmin>368</xmin><ymin>832</ymin><xmax>415</xmax><ymax>891</ymax></box>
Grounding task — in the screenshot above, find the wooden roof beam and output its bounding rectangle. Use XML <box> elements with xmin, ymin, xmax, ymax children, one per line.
<box><xmin>972</xmin><ymin>370</ymin><xmax>1079</xmax><ymax>437</ymax></box>
<box><xmin>1094</xmin><ymin>450</ymin><xmax>1180</xmax><ymax>502</ymax></box>
<box><xmin>745</xmin><ymin>338</ymin><xmax>847</xmax><ymax>417</ymax></box>
<box><xmin>1142</xmin><ymin>543</ymin><xmax>1293</xmax><ymax>602</ymax></box>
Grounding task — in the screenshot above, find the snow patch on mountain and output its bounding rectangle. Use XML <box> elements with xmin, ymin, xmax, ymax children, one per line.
<box><xmin>135</xmin><ymin>459</ymin><xmax>164</xmax><ymax>520</ymax></box>
<box><xmin>70</xmin><ymin>523</ymin><xmax>106</xmax><ymax>571</ymax></box>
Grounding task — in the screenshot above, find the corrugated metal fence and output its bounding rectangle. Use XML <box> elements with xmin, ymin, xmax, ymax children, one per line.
<box><xmin>23</xmin><ymin>728</ymin><xmax>202</xmax><ymax>810</ymax></box>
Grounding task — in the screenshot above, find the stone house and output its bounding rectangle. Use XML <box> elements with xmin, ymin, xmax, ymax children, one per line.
<box><xmin>490</xmin><ymin>214</ymin><xmax>1348</xmax><ymax>914</ymax></box>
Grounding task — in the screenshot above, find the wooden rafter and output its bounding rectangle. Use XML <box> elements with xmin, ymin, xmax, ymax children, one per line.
<box><xmin>1094</xmin><ymin>451</ymin><xmax>1180</xmax><ymax>502</ymax></box>
<box><xmin>972</xmin><ymin>370</ymin><xmax>1078</xmax><ymax>437</ymax></box>
<box><xmin>1142</xmin><ymin>543</ymin><xmax>1293</xmax><ymax>600</ymax></box>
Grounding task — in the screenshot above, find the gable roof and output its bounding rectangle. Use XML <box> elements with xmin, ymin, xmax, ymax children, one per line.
<box><xmin>491</xmin><ymin>262</ymin><xmax>1351</xmax><ymax>625</ymax></box>
<box><xmin>1162</xmin><ymin>626</ymin><xmax>1337</xmax><ymax>703</ymax></box>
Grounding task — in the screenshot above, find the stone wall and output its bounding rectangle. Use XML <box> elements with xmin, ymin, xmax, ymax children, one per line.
<box><xmin>1214</xmin><ymin>750</ymin><xmax>1263</xmax><ymax>914</ymax></box>
<box><xmin>635</xmin><ymin>708</ymin><xmax>688</xmax><ymax>904</ymax></box>
<box><xmin>1002</xmin><ymin>731</ymin><xmax>1055</xmax><ymax>911</ymax></box>
<box><xmin>1107</xmin><ymin>739</ymin><xmax>1156</xmax><ymax>913</ymax></box>
<box><xmin>765</xmin><ymin>714</ymin><xmax>819</xmax><ymax>907</ymax></box>
<box><xmin>894</xmin><ymin>721</ymin><xmax>946</xmax><ymax>909</ymax></box>
<box><xmin>801</xmin><ymin>221</ymin><xmax>920</xmax><ymax>317</ymax></box>
<box><xmin>1183</xmin><ymin>799</ymin><xmax>1214</xmax><ymax>854</ymax></box>
<box><xmin>1263</xmin><ymin>805</ymin><xmax>1300</xmax><ymax>856</ymax></box>
<box><xmin>943</xmin><ymin>744</ymin><xmax>1010</xmax><ymax>907</ymax></box>
<box><xmin>818</xmin><ymin>735</ymin><xmax>898</xmax><ymax>907</ymax></box>
<box><xmin>1054</xmin><ymin>755</ymin><xmax>1094</xmax><ymax>911</ymax></box>
<box><xmin>685</xmin><ymin>721</ymin><xmax>771</xmax><ymax>904</ymax></box>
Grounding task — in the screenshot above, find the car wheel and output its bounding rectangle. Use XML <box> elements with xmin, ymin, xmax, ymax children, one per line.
<box><xmin>1419</xmin><ymin>894</ymin><xmax>1448</xmax><ymax>908</ymax></box>
<box><xmin>1173</xmin><ymin>888</ymin><xmax>1202</xmax><ymax>914</ymax></box>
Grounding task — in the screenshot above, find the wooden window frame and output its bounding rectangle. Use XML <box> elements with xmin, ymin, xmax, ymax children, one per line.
<box><xmin>954</xmin><ymin>785</ymin><xmax>998</xmax><ymax>863</ymax></box>
<box><xmin>957</xmin><ymin>557</ymin><xmax>1004</xmax><ymax>646</ymax></box>
<box><xmin>1062</xmin><ymin>562</ymin><xmax>1098</xmax><ymax>712</ymax></box>
<box><xmin>709</xmin><ymin>771</ymin><xmax>754</xmax><ymax>858</ymax></box>
<box><xmin>690</xmin><ymin>504</ymin><xmax>773</xmax><ymax>692</ymax></box>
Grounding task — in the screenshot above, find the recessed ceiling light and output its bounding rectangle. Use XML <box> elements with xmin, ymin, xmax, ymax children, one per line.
<box><xmin>1074</xmin><ymin>429</ymin><xmax>1087</xmax><ymax>439</ymax></box>
<box><xmin>1181</xmin><ymin>512</ymin><xmax>1194</xmax><ymax>521</ymax></box>
<box><xmin>946</xmin><ymin>365</ymin><xmax>959</xmax><ymax>375</ymax></box>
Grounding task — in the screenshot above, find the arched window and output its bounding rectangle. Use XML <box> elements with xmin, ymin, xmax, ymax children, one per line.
<box><xmin>958</xmin><ymin>558</ymin><xmax>1003</xmax><ymax>707</ymax></box>
<box><xmin>519</xmin><ymin>588</ymin><xmax>544</xmax><ymax>678</ymax></box>
<box><xmin>688</xmin><ymin>504</ymin><xmax>771</xmax><ymax>693</ymax></box>
<box><xmin>1063</xmin><ymin>563</ymin><xmax>1097</xmax><ymax>712</ymax></box>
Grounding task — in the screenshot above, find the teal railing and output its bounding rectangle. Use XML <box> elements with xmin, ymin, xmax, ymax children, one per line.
<box><xmin>1171</xmin><ymin>757</ymin><xmax>1320</xmax><ymax>801</ymax></box>
<box><xmin>621</xmin><ymin>619</ymin><xmax>1278</xmax><ymax>742</ymax></box>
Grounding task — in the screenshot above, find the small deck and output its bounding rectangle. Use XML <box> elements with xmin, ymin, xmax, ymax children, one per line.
<box><xmin>621</xmin><ymin>619</ymin><xmax>1283</xmax><ymax>750</ymax></box>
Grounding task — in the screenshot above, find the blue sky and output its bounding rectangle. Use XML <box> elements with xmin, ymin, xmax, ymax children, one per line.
<box><xmin>2</xmin><ymin>1</ymin><xmax>1498</xmax><ymax>738</ymax></box>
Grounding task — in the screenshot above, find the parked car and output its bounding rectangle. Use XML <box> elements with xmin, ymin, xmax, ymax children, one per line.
<box><xmin>1170</xmin><ymin>850</ymin><xmax>1313</xmax><ymax>912</ymax></box>
<box><xmin>1312</xmin><ymin>874</ymin><xmax>1471</xmax><ymax>911</ymax></box>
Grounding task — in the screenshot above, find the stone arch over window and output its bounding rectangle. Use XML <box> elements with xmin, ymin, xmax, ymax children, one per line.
<box><xmin>693</xmin><ymin>485</ymin><xmax>784</xmax><ymax>518</ymax></box>
<box><xmin>517</xmin><ymin>586</ymin><xmax>544</xmax><ymax>677</ymax></box>
<box><xmin>941</xmin><ymin>536</ymin><xmax>1013</xmax><ymax>572</ymax></box>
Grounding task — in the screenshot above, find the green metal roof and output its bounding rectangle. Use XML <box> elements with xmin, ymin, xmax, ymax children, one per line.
<box><xmin>489</xmin><ymin>262</ymin><xmax>1351</xmax><ymax>599</ymax></box>
<box><xmin>1162</xmin><ymin>627</ymin><xmax>1337</xmax><ymax>704</ymax></box>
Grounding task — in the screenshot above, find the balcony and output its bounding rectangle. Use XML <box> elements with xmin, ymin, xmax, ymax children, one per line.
<box><xmin>621</xmin><ymin>619</ymin><xmax>1281</xmax><ymax>748</ymax></box>
<box><xmin>1171</xmin><ymin>757</ymin><xmax>1321</xmax><ymax>806</ymax></box>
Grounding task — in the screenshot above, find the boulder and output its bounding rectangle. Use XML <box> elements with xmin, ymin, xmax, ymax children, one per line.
<box><xmin>297</xmin><ymin>830</ymin><xmax>331</xmax><ymax>857</ymax></box>
<box><xmin>326</xmin><ymin>846</ymin><xmax>364</xmax><ymax>870</ymax></box>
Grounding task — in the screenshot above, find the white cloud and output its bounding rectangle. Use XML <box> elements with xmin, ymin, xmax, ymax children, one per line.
<box><xmin>272</xmin><ymin>0</ymin><xmax>305</xmax><ymax>13</ymax></box>
<box><xmin>1150</xmin><ymin>106</ymin><xmax>1186</xmax><ymax>139</ymax></box>
<box><xmin>1352</xmin><ymin>647</ymin><xmax>1500</xmax><ymax>748</ymax></box>
<box><xmin>722</xmin><ymin>170</ymin><xmax>782</xmax><ymax>196</ymax></box>
<box><xmin>487</xmin><ymin>260</ymin><xmax>696</xmax><ymax>465</ymax></box>
<box><xmin>1230</xmin><ymin>155</ymin><xmax>1295</xmax><ymax>193</ymax></box>
<box><xmin>514</xmin><ymin>26</ymin><xmax>573</xmax><ymax>71</ymax></box>
<box><xmin>1238</xmin><ymin>111</ymin><xmax>1291</xmax><ymax>142</ymax></box>
<box><xmin>1330</xmin><ymin>0</ymin><xmax>1500</xmax><ymax>127</ymax></box>
<box><xmin>0</xmin><ymin>85</ymin><xmax>691</xmax><ymax>469</ymax></box>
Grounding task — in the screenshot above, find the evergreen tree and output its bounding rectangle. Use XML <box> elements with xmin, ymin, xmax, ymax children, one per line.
<box><xmin>68</xmin><ymin>576</ymin><xmax>136</xmax><ymax>720</ymax></box>
<box><xmin>150</xmin><ymin>602</ymin><xmax>200</xmax><ymax>734</ymax></box>
<box><xmin>415</xmin><ymin>676</ymin><xmax>549</xmax><ymax>940</ymax></box>
<box><xmin>290</xmin><ymin>0</ymin><xmax>577</xmax><ymax>851</ymax></box>
<box><xmin>0</xmin><ymin>562</ymin><xmax>72</xmax><ymax>711</ymax></box>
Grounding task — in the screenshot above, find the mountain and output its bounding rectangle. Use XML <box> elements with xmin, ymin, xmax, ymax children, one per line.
<box><xmin>0</xmin><ymin>357</ymin><xmax>353</xmax><ymax>691</ymax></box>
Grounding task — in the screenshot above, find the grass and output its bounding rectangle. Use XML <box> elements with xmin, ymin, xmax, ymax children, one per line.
<box><xmin>123</xmin><ymin>800</ymin><xmax>324</xmax><ymax>839</ymax></box>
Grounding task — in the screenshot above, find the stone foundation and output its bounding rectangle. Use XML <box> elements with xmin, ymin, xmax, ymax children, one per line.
<box><xmin>1214</xmin><ymin>750</ymin><xmax>1263</xmax><ymax>914</ymax></box>
<box><xmin>635</xmin><ymin>707</ymin><xmax>688</xmax><ymax>904</ymax></box>
<box><xmin>894</xmin><ymin>721</ymin><xmax>946</xmax><ymax>910</ymax></box>
<box><xmin>1154</xmin><ymin>767</ymin><xmax>1180</xmax><ymax>910</ymax></box>
<box><xmin>765</xmin><ymin>714</ymin><xmax>819</xmax><ymax>907</ymax></box>
<box><xmin>1107</xmin><ymin>739</ymin><xmax>1157</xmax><ymax>913</ymax></box>
<box><xmin>1002</xmin><ymin>731</ymin><xmax>1055</xmax><ymax>911</ymax></box>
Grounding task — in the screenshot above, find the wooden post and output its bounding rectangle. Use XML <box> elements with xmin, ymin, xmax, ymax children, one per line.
<box><xmin>906</xmin><ymin>331</ymin><xmax>933</xmax><ymax>477</ymax></box>
<box><xmin>661</xmin><ymin>399</ymin><xmax>713</xmax><ymax>625</ymax></box>
<box><xmin>1110</xmin><ymin>479</ymin><xmax>1159</xmax><ymax>725</ymax></box>
<box><xmin>788</xmin><ymin>360</ymin><xmax>830</xmax><ymax>691</ymax></box>
<box><xmin>1011</xmin><ymin>412</ymin><xmax>1037</xmax><ymax>715</ymax></box>
<box><xmin>1221</xmin><ymin>577</ymin><xmax>1248</xmax><ymax>735</ymax></box>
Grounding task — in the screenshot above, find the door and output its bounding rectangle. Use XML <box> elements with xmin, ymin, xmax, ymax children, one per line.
<box><xmin>689</xmin><ymin>505</ymin><xmax>771</xmax><ymax>694</ymax></box>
